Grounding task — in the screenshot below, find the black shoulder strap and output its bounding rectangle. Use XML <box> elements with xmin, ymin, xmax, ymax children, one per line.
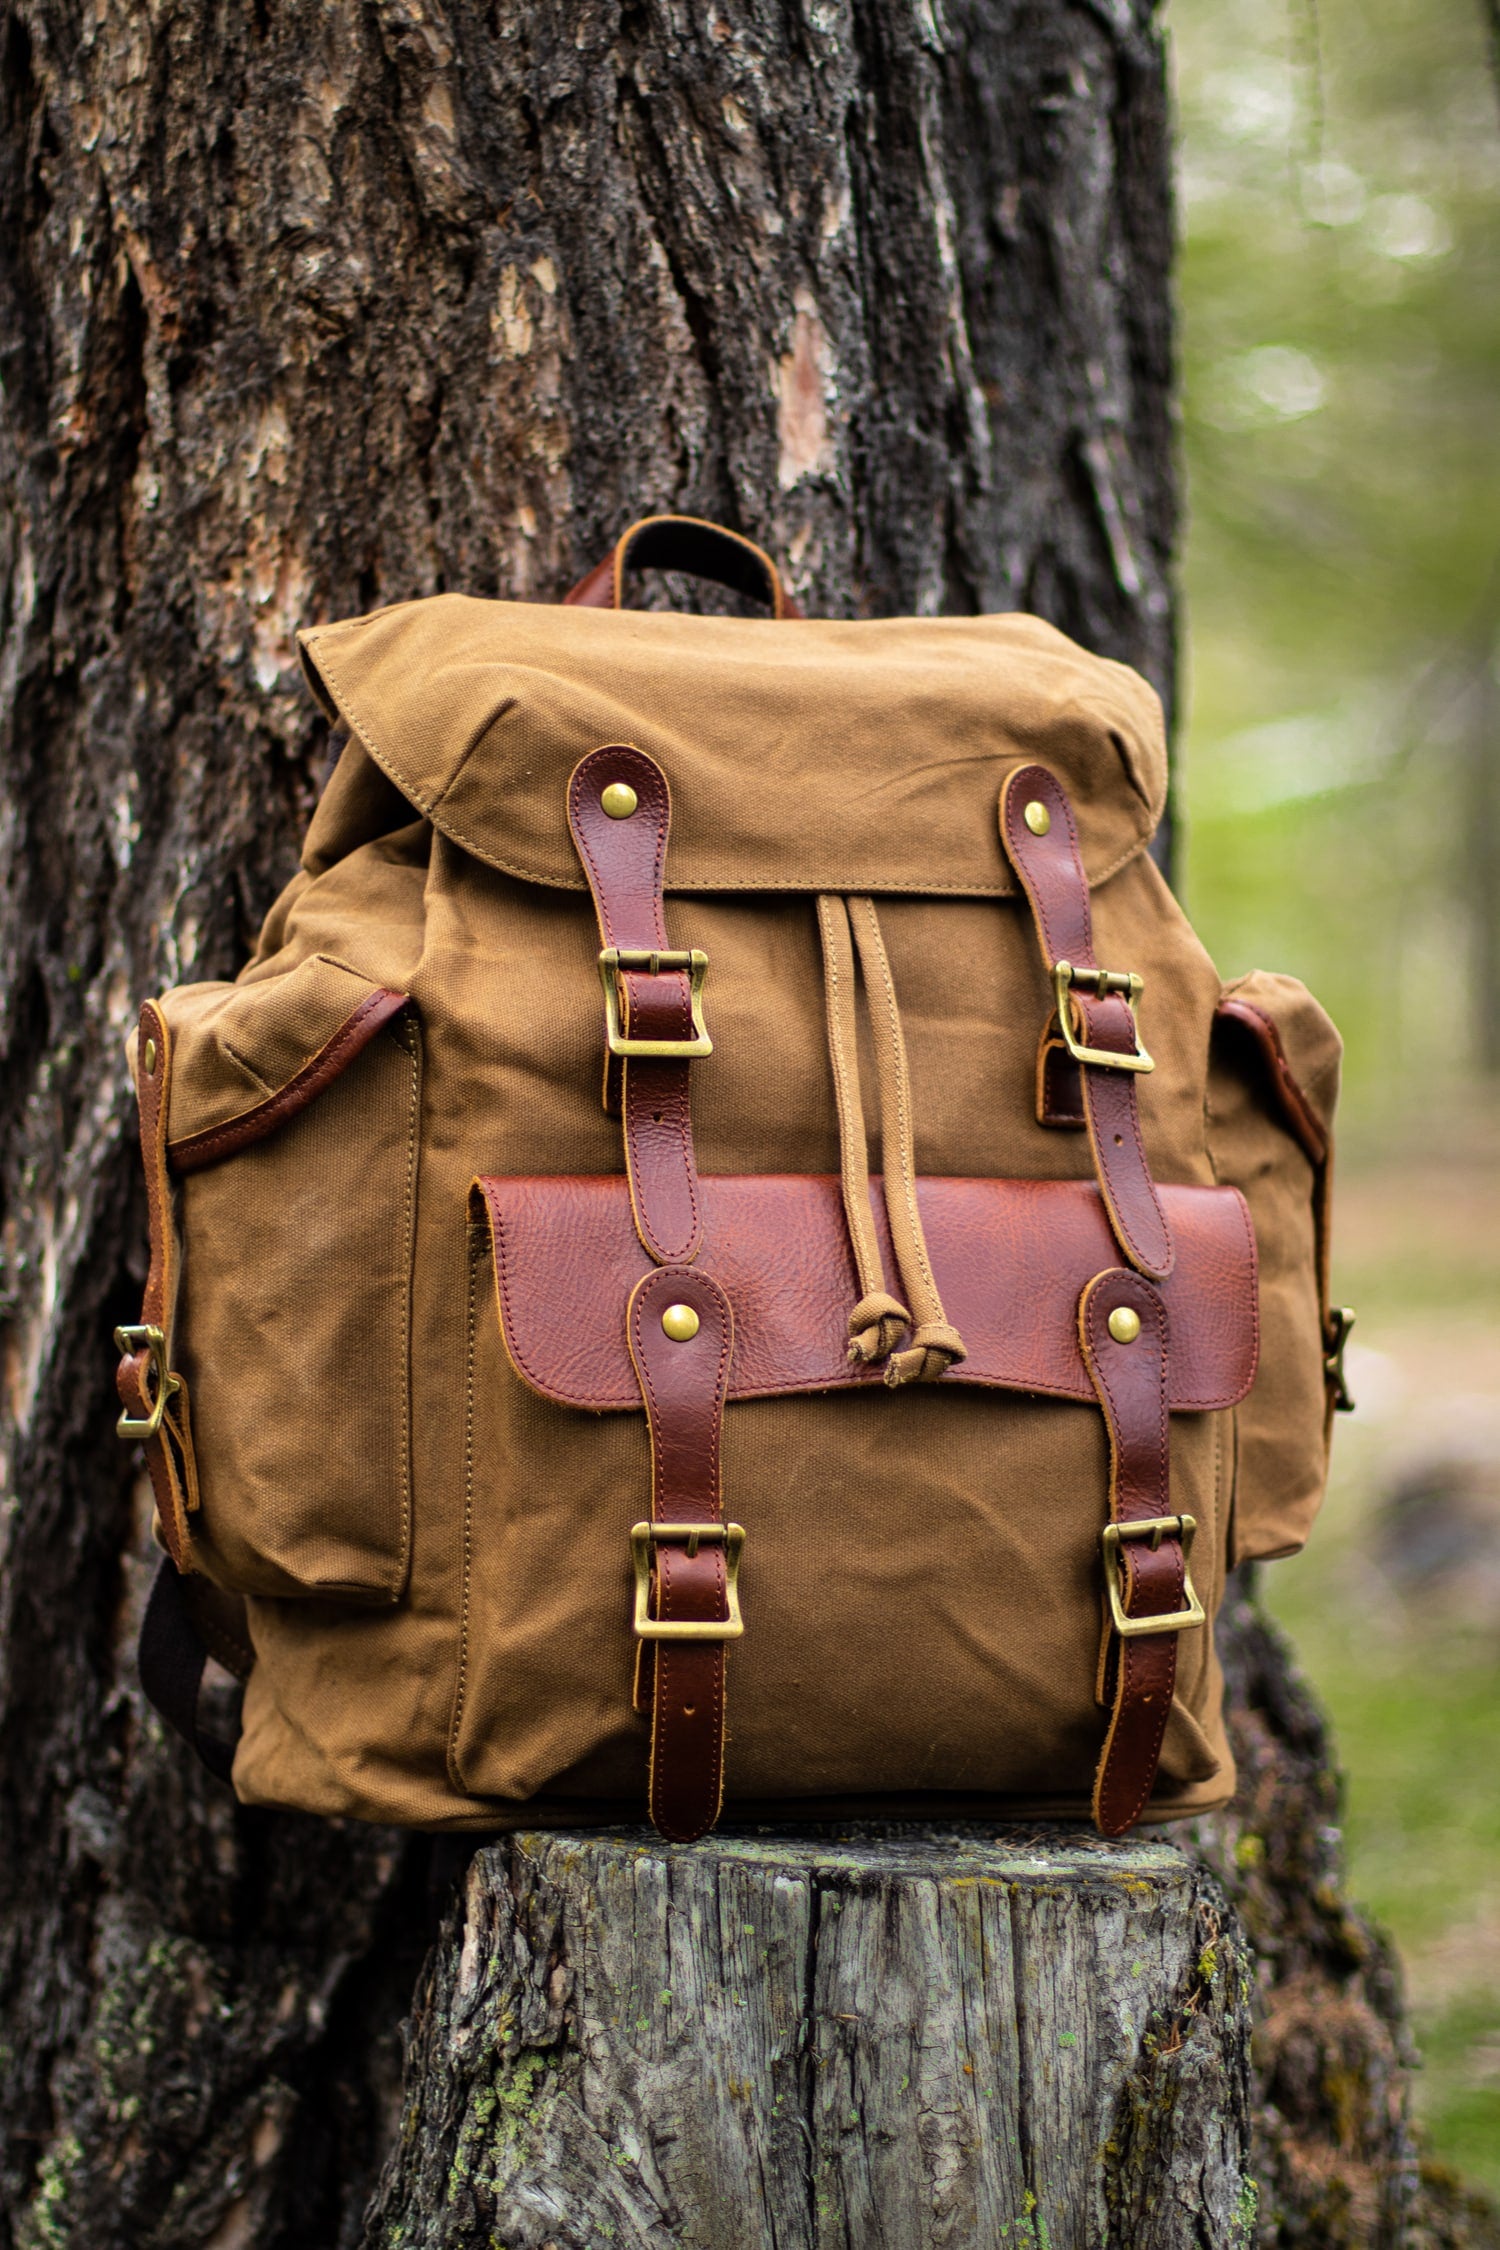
<box><xmin>138</xmin><ymin>1558</ymin><xmax>243</xmax><ymax>1784</ymax></box>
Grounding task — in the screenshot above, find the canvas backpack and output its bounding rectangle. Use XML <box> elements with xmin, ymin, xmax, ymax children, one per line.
<box><xmin>116</xmin><ymin>515</ymin><xmax>1351</xmax><ymax>1844</ymax></box>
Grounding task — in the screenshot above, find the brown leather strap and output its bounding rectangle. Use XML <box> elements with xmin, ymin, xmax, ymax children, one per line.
<box><xmin>571</xmin><ymin>745</ymin><xmax>740</xmax><ymax>1840</ymax></box>
<box><xmin>568</xmin><ymin>744</ymin><xmax>706</xmax><ymax>1266</ymax></box>
<box><xmin>1078</xmin><ymin>1268</ymin><xmax>1199</xmax><ymax>1836</ymax></box>
<box><xmin>627</xmin><ymin>1265</ymin><xmax>738</xmax><ymax>1843</ymax></box>
<box><xmin>999</xmin><ymin>765</ymin><xmax>1174</xmax><ymax>1280</ymax></box>
<box><xmin>563</xmin><ymin>514</ymin><xmax>803</xmax><ymax>619</ymax></box>
<box><xmin>1036</xmin><ymin>1041</ymin><xmax>1086</xmax><ymax>1130</ymax></box>
<box><xmin>116</xmin><ymin>1000</ymin><xmax>200</xmax><ymax>1571</ymax></box>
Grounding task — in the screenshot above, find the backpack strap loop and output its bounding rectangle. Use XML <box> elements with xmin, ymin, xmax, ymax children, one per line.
<box><xmin>138</xmin><ymin>1557</ymin><xmax>251</xmax><ymax>1783</ymax></box>
<box><xmin>568</xmin><ymin>745</ymin><xmax>706</xmax><ymax>1266</ymax></box>
<box><xmin>1078</xmin><ymin>1269</ymin><xmax>1203</xmax><ymax>1834</ymax></box>
<box><xmin>563</xmin><ymin>514</ymin><xmax>802</xmax><ymax>618</ymax></box>
<box><xmin>999</xmin><ymin>766</ymin><xmax>1175</xmax><ymax>1280</ymax></box>
<box><xmin>116</xmin><ymin>1000</ymin><xmax>201</xmax><ymax>1569</ymax></box>
<box><xmin>627</xmin><ymin>1265</ymin><xmax>739</xmax><ymax>1843</ymax></box>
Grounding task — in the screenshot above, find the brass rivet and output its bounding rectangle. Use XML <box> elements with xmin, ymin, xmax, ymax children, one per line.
<box><xmin>1023</xmin><ymin>799</ymin><xmax>1052</xmax><ymax>837</ymax></box>
<box><xmin>1108</xmin><ymin>1306</ymin><xmax>1142</xmax><ymax>1345</ymax></box>
<box><xmin>143</xmin><ymin>1038</ymin><xmax>158</xmax><ymax>1076</ymax></box>
<box><xmin>661</xmin><ymin>1303</ymin><xmax>700</xmax><ymax>1343</ymax></box>
<box><xmin>601</xmin><ymin>781</ymin><xmax>638</xmax><ymax>820</ymax></box>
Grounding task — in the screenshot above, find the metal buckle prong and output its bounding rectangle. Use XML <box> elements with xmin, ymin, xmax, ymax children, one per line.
<box><xmin>113</xmin><ymin>1322</ymin><xmax>182</xmax><ymax>1442</ymax></box>
<box><xmin>599</xmin><ymin>948</ymin><xmax>712</xmax><ymax>1060</ymax></box>
<box><xmin>1052</xmin><ymin>960</ymin><xmax>1154</xmax><ymax>1074</ymax></box>
<box><xmin>630</xmin><ymin>1520</ymin><xmax>746</xmax><ymax>1641</ymax></box>
<box><xmin>1324</xmin><ymin>1306</ymin><xmax>1356</xmax><ymax>1413</ymax></box>
<box><xmin>1101</xmin><ymin>1514</ymin><xmax>1206</xmax><ymax>1637</ymax></box>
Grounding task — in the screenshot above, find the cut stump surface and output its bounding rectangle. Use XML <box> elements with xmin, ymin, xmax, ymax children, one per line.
<box><xmin>367</xmin><ymin>1823</ymin><xmax>1253</xmax><ymax>2249</ymax></box>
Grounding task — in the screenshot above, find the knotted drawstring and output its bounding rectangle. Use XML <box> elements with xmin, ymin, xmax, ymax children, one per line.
<box><xmin>816</xmin><ymin>894</ymin><xmax>967</xmax><ymax>1386</ymax></box>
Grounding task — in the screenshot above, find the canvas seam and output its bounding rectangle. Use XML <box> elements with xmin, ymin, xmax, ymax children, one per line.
<box><xmin>446</xmin><ymin>1240</ymin><xmax>481</xmax><ymax>1795</ymax></box>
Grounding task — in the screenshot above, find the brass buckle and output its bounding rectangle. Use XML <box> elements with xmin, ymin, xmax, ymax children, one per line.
<box><xmin>1052</xmin><ymin>961</ymin><xmax>1154</xmax><ymax>1074</ymax></box>
<box><xmin>598</xmin><ymin>948</ymin><xmax>712</xmax><ymax>1060</ymax></box>
<box><xmin>1101</xmin><ymin>1515</ymin><xmax>1206</xmax><ymax>1637</ymax></box>
<box><xmin>630</xmin><ymin>1521</ymin><xmax>746</xmax><ymax>1641</ymax></box>
<box><xmin>1324</xmin><ymin>1306</ymin><xmax>1356</xmax><ymax>1413</ymax></box>
<box><xmin>113</xmin><ymin>1323</ymin><xmax>182</xmax><ymax>1442</ymax></box>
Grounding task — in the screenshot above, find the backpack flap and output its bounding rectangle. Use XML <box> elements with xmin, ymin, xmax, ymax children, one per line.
<box><xmin>297</xmin><ymin>598</ymin><xmax>1166</xmax><ymax>900</ymax></box>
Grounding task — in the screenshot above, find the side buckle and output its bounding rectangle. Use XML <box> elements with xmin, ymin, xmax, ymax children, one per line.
<box><xmin>1324</xmin><ymin>1306</ymin><xmax>1356</xmax><ymax>1413</ymax></box>
<box><xmin>631</xmin><ymin>1521</ymin><xmax>746</xmax><ymax>1642</ymax></box>
<box><xmin>114</xmin><ymin>1323</ymin><xmax>182</xmax><ymax>1442</ymax></box>
<box><xmin>599</xmin><ymin>948</ymin><xmax>713</xmax><ymax>1060</ymax></box>
<box><xmin>1053</xmin><ymin>961</ymin><xmax>1154</xmax><ymax>1074</ymax></box>
<box><xmin>1101</xmin><ymin>1515</ymin><xmax>1206</xmax><ymax>1637</ymax></box>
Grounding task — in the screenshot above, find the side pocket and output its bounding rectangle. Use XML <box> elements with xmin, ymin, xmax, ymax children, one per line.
<box><xmin>1208</xmin><ymin>970</ymin><xmax>1342</xmax><ymax>1564</ymax></box>
<box><xmin>161</xmin><ymin>953</ymin><xmax>420</xmax><ymax>1600</ymax></box>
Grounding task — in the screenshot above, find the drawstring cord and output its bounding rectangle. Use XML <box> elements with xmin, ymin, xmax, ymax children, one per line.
<box><xmin>816</xmin><ymin>895</ymin><xmax>911</xmax><ymax>1364</ymax></box>
<box><xmin>817</xmin><ymin>894</ymin><xmax>967</xmax><ymax>1386</ymax></box>
<box><xmin>847</xmin><ymin>898</ymin><xmax>967</xmax><ymax>1385</ymax></box>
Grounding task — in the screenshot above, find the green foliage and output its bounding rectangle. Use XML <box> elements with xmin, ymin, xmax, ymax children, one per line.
<box><xmin>1174</xmin><ymin>0</ymin><xmax>1500</xmax><ymax>1136</ymax></box>
<box><xmin>1176</xmin><ymin>0</ymin><xmax>1500</xmax><ymax>2197</ymax></box>
<box><xmin>1268</xmin><ymin>1470</ymin><xmax>1500</xmax><ymax>2194</ymax></box>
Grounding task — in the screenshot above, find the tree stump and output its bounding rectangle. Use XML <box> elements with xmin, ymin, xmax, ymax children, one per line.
<box><xmin>368</xmin><ymin>1825</ymin><xmax>1253</xmax><ymax>2250</ymax></box>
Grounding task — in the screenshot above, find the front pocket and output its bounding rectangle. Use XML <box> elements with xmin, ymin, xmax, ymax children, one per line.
<box><xmin>452</xmin><ymin>1171</ymin><xmax>1255</xmax><ymax>1811</ymax></box>
<box><xmin>161</xmin><ymin>953</ymin><xmax>420</xmax><ymax>1599</ymax></box>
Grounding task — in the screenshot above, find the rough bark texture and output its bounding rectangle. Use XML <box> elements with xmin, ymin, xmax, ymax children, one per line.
<box><xmin>0</xmin><ymin>2</ymin><xmax>1490</xmax><ymax>2245</ymax></box>
<box><xmin>368</xmin><ymin>1827</ymin><xmax>1252</xmax><ymax>2250</ymax></box>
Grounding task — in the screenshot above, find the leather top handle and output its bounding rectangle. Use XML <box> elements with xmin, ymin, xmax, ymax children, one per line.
<box><xmin>563</xmin><ymin>514</ymin><xmax>802</xmax><ymax>618</ymax></box>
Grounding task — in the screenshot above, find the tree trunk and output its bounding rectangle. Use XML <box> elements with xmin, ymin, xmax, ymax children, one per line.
<box><xmin>0</xmin><ymin>3</ymin><xmax>1488</xmax><ymax>2246</ymax></box>
<box><xmin>369</xmin><ymin>1826</ymin><xmax>1252</xmax><ymax>2250</ymax></box>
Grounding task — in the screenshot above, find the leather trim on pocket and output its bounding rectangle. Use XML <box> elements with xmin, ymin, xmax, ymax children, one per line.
<box><xmin>171</xmin><ymin>986</ymin><xmax>407</xmax><ymax>1172</ymax></box>
<box><xmin>472</xmin><ymin>1173</ymin><xmax>1258</xmax><ymax>1415</ymax></box>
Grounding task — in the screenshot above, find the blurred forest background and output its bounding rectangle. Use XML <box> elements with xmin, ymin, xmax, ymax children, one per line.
<box><xmin>1173</xmin><ymin>0</ymin><xmax>1500</xmax><ymax>2193</ymax></box>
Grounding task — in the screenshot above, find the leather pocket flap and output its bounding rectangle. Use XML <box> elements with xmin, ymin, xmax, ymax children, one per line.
<box><xmin>473</xmin><ymin>1174</ymin><xmax>1258</xmax><ymax>1413</ymax></box>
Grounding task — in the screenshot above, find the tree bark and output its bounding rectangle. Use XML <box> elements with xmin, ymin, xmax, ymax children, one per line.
<box><xmin>369</xmin><ymin>1826</ymin><xmax>1252</xmax><ymax>2250</ymax></box>
<box><xmin>0</xmin><ymin>2</ymin><xmax>1488</xmax><ymax>2246</ymax></box>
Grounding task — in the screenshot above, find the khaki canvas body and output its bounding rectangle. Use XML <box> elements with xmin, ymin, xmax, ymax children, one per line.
<box><xmin>132</xmin><ymin>596</ymin><xmax>1341</xmax><ymax>1831</ymax></box>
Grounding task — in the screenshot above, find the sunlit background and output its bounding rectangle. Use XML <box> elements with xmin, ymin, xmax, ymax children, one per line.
<box><xmin>1173</xmin><ymin>0</ymin><xmax>1500</xmax><ymax>2191</ymax></box>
